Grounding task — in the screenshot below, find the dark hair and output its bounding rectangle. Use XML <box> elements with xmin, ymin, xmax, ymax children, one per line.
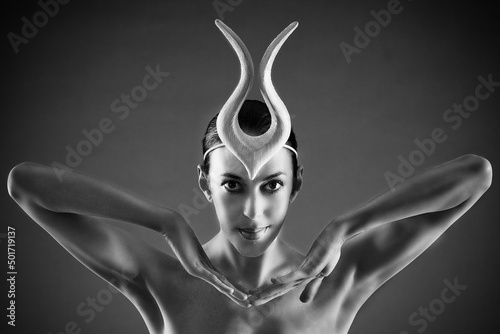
<box><xmin>201</xmin><ymin>100</ymin><xmax>299</xmax><ymax>179</ymax></box>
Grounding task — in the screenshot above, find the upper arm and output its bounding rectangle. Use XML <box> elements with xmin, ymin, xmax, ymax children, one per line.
<box><xmin>12</xmin><ymin>198</ymin><xmax>162</xmax><ymax>291</ymax></box>
<box><xmin>13</xmin><ymin>202</ymin><xmax>171</xmax><ymax>332</ymax></box>
<box><xmin>344</xmin><ymin>202</ymin><xmax>466</xmax><ymax>291</ymax></box>
<box><xmin>7</xmin><ymin>162</ymin><xmax>176</xmax><ymax>332</ymax></box>
<box><xmin>6</xmin><ymin>162</ymin><xmax>169</xmax><ymax>291</ymax></box>
<box><xmin>342</xmin><ymin>159</ymin><xmax>492</xmax><ymax>296</ymax></box>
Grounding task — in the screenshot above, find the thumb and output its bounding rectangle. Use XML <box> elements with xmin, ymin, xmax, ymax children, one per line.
<box><xmin>299</xmin><ymin>277</ymin><xmax>323</xmax><ymax>303</ymax></box>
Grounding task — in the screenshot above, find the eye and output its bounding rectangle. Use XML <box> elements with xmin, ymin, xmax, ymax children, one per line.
<box><xmin>222</xmin><ymin>180</ymin><xmax>242</xmax><ymax>192</ymax></box>
<box><xmin>264</xmin><ymin>180</ymin><xmax>283</xmax><ymax>193</ymax></box>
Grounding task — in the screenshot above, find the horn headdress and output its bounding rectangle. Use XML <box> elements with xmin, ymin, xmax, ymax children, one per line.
<box><xmin>212</xmin><ymin>19</ymin><xmax>298</xmax><ymax>180</ymax></box>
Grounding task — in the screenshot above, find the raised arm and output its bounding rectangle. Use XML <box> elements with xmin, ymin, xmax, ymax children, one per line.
<box><xmin>338</xmin><ymin>154</ymin><xmax>492</xmax><ymax>240</ymax></box>
<box><xmin>334</xmin><ymin>154</ymin><xmax>492</xmax><ymax>289</ymax></box>
<box><xmin>251</xmin><ymin>154</ymin><xmax>492</xmax><ymax>305</ymax></box>
<box><xmin>7</xmin><ymin>162</ymin><xmax>177</xmax><ymax>284</ymax></box>
<box><xmin>7</xmin><ymin>162</ymin><xmax>250</xmax><ymax>306</ymax></box>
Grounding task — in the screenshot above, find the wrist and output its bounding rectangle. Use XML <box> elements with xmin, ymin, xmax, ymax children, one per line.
<box><xmin>156</xmin><ymin>208</ymin><xmax>182</xmax><ymax>238</ymax></box>
<box><xmin>154</xmin><ymin>207</ymin><xmax>178</xmax><ymax>238</ymax></box>
<box><xmin>329</xmin><ymin>212</ymin><xmax>365</xmax><ymax>244</ymax></box>
<box><xmin>325</xmin><ymin>219</ymin><xmax>349</xmax><ymax>245</ymax></box>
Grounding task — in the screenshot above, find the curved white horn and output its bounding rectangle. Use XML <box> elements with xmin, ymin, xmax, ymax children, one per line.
<box><xmin>214</xmin><ymin>19</ymin><xmax>256</xmax><ymax>177</ymax></box>
<box><xmin>257</xmin><ymin>21</ymin><xmax>298</xmax><ymax>175</ymax></box>
<box><xmin>215</xmin><ymin>20</ymin><xmax>298</xmax><ymax>180</ymax></box>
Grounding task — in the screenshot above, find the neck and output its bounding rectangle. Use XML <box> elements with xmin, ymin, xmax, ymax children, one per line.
<box><xmin>204</xmin><ymin>231</ymin><xmax>289</xmax><ymax>291</ymax></box>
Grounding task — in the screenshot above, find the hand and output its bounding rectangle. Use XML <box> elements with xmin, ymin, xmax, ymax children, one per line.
<box><xmin>250</xmin><ymin>222</ymin><xmax>345</xmax><ymax>306</ymax></box>
<box><xmin>164</xmin><ymin>212</ymin><xmax>251</xmax><ymax>307</ymax></box>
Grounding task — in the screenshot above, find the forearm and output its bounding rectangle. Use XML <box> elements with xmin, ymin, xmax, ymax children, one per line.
<box><xmin>8</xmin><ymin>162</ymin><xmax>179</xmax><ymax>236</ymax></box>
<box><xmin>333</xmin><ymin>154</ymin><xmax>492</xmax><ymax>241</ymax></box>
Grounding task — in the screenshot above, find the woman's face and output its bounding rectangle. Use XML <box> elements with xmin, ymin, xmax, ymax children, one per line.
<box><xmin>201</xmin><ymin>147</ymin><xmax>301</xmax><ymax>257</ymax></box>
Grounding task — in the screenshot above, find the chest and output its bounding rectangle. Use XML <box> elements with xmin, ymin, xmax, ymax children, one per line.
<box><xmin>151</xmin><ymin>273</ymin><xmax>353</xmax><ymax>334</ymax></box>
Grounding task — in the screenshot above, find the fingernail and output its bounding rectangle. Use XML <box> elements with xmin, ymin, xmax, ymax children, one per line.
<box><xmin>232</xmin><ymin>291</ymin><xmax>247</xmax><ymax>300</ymax></box>
<box><xmin>253</xmin><ymin>299</ymin><xmax>266</xmax><ymax>306</ymax></box>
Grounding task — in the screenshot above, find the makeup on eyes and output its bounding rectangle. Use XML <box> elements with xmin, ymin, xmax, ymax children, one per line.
<box><xmin>221</xmin><ymin>179</ymin><xmax>284</xmax><ymax>194</ymax></box>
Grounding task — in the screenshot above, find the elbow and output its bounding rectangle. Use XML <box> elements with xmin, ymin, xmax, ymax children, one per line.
<box><xmin>7</xmin><ymin>162</ymin><xmax>39</xmax><ymax>202</ymax></box>
<box><xmin>476</xmin><ymin>156</ymin><xmax>493</xmax><ymax>191</ymax></box>
<box><xmin>459</xmin><ymin>154</ymin><xmax>492</xmax><ymax>193</ymax></box>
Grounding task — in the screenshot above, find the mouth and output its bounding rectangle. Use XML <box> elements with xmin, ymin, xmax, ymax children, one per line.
<box><xmin>237</xmin><ymin>226</ymin><xmax>269</xmax><ymax>240</ymax></box>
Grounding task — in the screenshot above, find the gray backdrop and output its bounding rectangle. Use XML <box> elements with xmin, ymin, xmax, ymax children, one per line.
<box><xmin>2</xmin><ymin>0</ymin><xmax>499</xmax><ymax>333</ymax></box>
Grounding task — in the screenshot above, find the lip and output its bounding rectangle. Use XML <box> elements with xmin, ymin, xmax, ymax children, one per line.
<box><xmin>237</xmin><ymin>227</ymin><xmax>269</xmax><ymax>240</ymax></box>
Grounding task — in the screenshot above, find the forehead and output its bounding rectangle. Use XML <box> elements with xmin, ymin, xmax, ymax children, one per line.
<box><xmin>209</xmin><ymin>147</ymin><xmax>293</xmax><ymax>179</ymax></box>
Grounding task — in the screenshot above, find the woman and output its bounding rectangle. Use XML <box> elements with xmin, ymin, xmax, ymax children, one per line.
<box><xmin>7</xmin><ymin>20</ymin><xmax>492</xmax><ymax>334</ymax></box>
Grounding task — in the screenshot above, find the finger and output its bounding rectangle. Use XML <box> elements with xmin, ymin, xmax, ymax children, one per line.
<box><xmin>252</xmin><ymin>277</ymin><xmax>313</xmax><ymax>303</ymax></box>
<box><xmin>323</xmin><ymin>262</ymin><xmax>336</xmax><ymax>277</ymax></box>
<box><xmin>213</xmin><ymin>276</ymin><xmax>250</xmax><ymax>302</ymax></box>
<box><xmin>206</xmin><ymin>271</ymin><xmax>233</xmax><ymax>294</ymax></box>
<box><xmin>251</xmin><ymin>286</ymin><xmax>295</xmax><ymax>306</ymax></box>
<box><xmin>226</xmin><ymin>294</ymin><xmax>252</xmax><ymax>308</ymax></box>
<box><xmin>252</xmin><ymin>277</ymin><xmax>316</xmax><ymax>306</ymax></box>
<box><xmin>299</xmin><ymin>277</ymin><xmax>323</xmax><ymax>303</ymax></box>
<box><xmin>206</xmin><ymin>275</ymin><xmax>251</xmax><ymax>308</ymax></box>
<box><xmin>198</xmin><ymin>267</ymin><xmax>249</xmax><ymax>301</ymax></box>
<box><xmin>325</xmin><ymin>251</ymin><xmax>342</xmax><ymax>276</ymax></box>
<box><xmin>271</xmin><ymin>258</ymin><xmax>321</xmax><ymax>285</ymax></box>
<box><xmin>208</xmin><ymin>268</ymin><xmax>250</xmax><ymax>301</ymax></box>
<box><xmin>270</xmin><ymin>269</ymin><xmax>309</xmax><ymax>285</ymax></box>
<box><xmin>196</xmin><ymin>253</ymin><xmax>250</xmax><ymax>301</ymax></box>
<box><xmin>251</xmin><ymin>282</ymin><xmax>291</xmax><ymax>299</ymax></box>
<box><xmin>250</xmin><ymin>278</ymin><xmax>299</xmax><ymax>296</ymax></box>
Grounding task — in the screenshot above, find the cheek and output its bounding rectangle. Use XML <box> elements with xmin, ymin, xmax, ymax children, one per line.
<box><xmin>273</xmin><ymin>187</ymin><xmax>293</xmax><ymax>210</ymax></box>
<box><xmin>213</xmin><ymin>193</ymin><xmax>240</xmax><ymax>218</ymax></box>
<box><xmin>264</xmin><ymin>195</ymin><xmax>290</xmax><ymax>221</ymax></box>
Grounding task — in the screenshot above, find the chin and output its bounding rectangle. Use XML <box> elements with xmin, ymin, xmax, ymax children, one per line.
<box><xmin>237</xmin><ymin>237</ymin><xmax>282</xmax><ymax>258</ymax></box>
<box><xmin>237</xmin><ymin>246</ymin><xmax>268</xmax><ymax>258</ymax></box>
<box><xmin>229</xmin><ymin>237</ymin><xmax>273</xmax><ymax>257</ymax></box>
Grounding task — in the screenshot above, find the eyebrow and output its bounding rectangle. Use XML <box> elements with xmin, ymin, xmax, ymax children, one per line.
<box><xmin>220</xmin><ymin>172</ymin><xmax>286</xmax><ymax>182</ymax></box>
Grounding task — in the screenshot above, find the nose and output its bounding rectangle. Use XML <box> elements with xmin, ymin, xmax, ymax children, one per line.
<box><xmin>242</xmin><ymin>191</ymin><xmax>265</xmax><ymax>221</ymax></box>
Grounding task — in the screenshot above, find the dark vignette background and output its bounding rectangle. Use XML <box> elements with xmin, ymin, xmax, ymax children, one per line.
<box><xmin>2</xmin><ymin>0</ymin><xmax>499</xmax><ymax>333</ymax></box>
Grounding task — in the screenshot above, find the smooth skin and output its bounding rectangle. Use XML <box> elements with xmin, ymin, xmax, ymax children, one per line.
<box><xmin>7</xmin><ymin>150</ymin><xmax>492</xmax><ymax>333</ymax></box>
